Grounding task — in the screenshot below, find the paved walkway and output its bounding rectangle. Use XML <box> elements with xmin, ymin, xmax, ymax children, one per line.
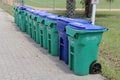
<box><xmin>0</xmin><ymin>8</ymin><xmax>105</xmax><ymax>80</ymax></box>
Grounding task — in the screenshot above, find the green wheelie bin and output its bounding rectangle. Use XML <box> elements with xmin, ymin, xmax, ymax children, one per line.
<box><xmin>13</xmin><ymin>6</ymin><xmax>18</xmax><ymax>24</ymax></box>
<box><xmin>66</xmin><ymin>22</ymin><xmax>108</xmax><ymax>75</ymax></box>
<box><xmin>18</xmin><ymin>9</ymin><xmax>27</xmax><ymax>32</ymax></box>
<box><xmin>16</xmin><ymin>6</ymin><xmax>20</xmax><ymax>26</ymax></box>
<box><xmin>25</xmin><ymin>11</ymin><xmax>30</xmax><ymax>34</ymax></box>
<box><xmin>17</xmin><ymin>6</ymin><xmax>28</xmax><ymax>32</ymax></box>
<box><xmin>27</xmin><ymin>12</ymin><xmax>34</xmax><ymax>37</ymax></box>
<box><xmin>25</xmin><ymin>8</ymin><xmax>34</xmax><ymax>34</ymax></box>
<box><xmin>31</xmin><ymin>10</ymin><xmax>44</xmax><ymax>42</ymax></box>
<box><xmin>37</xmin><ymin>12</ymin><xmax>53</xmax><ymax>48</ymax></box>
<box><xmin>31</xmin><ymin>14</ymin><xmax>37</xmax><ymax>40</ymax></box>
<box><xmin>46</xmin><ymin>15</ymin><xmax>59</xmax><ymax>56</ymax></box>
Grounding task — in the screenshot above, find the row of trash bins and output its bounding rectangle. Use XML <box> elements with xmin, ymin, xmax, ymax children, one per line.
<box><xmin>13</xmin><ymin>6</ymin><xmax>108</xmax><ymax>76</ymax></box>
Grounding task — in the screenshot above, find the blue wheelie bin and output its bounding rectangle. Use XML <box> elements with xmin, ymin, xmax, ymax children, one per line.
<box><xmin>57</xmin><ymin>17</ymin><xmax>91</xmax><ymax>64</ymax></box>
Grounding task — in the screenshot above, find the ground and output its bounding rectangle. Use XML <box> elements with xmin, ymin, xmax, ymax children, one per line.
<box><xmin>0</xmin><ymin>8</ymin><xmax>106</xmax><ymax>80</ymax></box>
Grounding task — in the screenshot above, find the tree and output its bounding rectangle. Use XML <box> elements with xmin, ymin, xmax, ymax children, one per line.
<box><xmin>66</xmin><ymin>0</ymin><xmax>76</xmax><ymax>18</ymax></box>
<box><xmin>106</xmin><ymin>0</ymin><xmax>114</xmax><ymax>10</ymax></box>
<box><xmin>66</xmin><ymin>0</ymin><xmax>92</xmax><ymax>18</ymax></box>
<box><xmin>85</xmin><ymin>0</ymin><xmax>92</xmax><ymax>18</ymax></box>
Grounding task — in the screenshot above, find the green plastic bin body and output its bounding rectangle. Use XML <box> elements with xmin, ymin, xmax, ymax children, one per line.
<box><xmin>35</xmin><ymin>16</ymin><xmax>40</xmax><ymax>44</ymax></box>
<box><xmin>37</xmin><ymin>17</ymin><xmax>47</xmax><ymax>48</ymax></box>
<box><xmin>31</xmin><ymin>14</ymin><xmax>37</xmax><ymax>40</ymax></box>
<box><xmin>24</xmin><ymin>11</ymin><xmax>28</xmax><ymax>32</ymax></box>
<box><xmin>18</xmin><ymin>9</ymin><xmax>22</xmax><ymax>28</ymax></box>
<box><xmin>13</xmin><ymin>6</ymin><xmax>17</xmax><ymax>24</ymax></box>
<box><xmin>16</xmin><ymin>8</ymin><xmax>19</xmax><ymax>26</ymax></box>
<box><xmin>27</xmin><ymin>13</ymin><xmax>33</xmax><ymax>37</ymax></box>
<box><xmin>46</xmin><ymin>20</ymin><xmax>58</xmax><ymax>56</ymax></box>
<box><xmin>66</xmin><ymin>26</ymin><xmax>107</xmax><ymax>75</ymax></box>
<box><xmin>18</xmin><ymin>10</ymin><xmax>26</xmax><ymax>32</ymax></box>
<box><xmin>26</xmin><ymin>12</ymin><xmax>30</xmax><ymax>34</ymax></box>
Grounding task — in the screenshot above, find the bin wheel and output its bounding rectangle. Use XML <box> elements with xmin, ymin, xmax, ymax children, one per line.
<box><xmin>90</xmin><ymin>62</ymin><xmax>102</xmax><ymax>74</ymax></box>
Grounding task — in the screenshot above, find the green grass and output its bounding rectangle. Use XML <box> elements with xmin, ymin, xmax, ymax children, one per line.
<box><xmin>0</xmin><ymin>2</ymin><xmax>14</xmax><ymax>16</ymax></box>
<box><xmin>96</xmin><ymin>12</ymin><xmax>120</xmax><ymax>80</ymax></box>
<box><xmin>24</xmin><ymin>0</ymin><xmax>120</xmax><ymax>9</ymax></box>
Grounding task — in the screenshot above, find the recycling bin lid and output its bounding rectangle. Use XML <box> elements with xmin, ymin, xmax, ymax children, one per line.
<box><xmin>27</xmin><ymin>9</ymin><xmax>37</xmax><ymax>14</ymax></box>
<box><xmin>68</xmin><ymin>22</ymin><xmax>107</xmax><ymax>30</ymax></box>
<box><xmin>46</xmin><ymin>15</ymin><xmax>60</xmax><ymax>21</ymax></box>
<box><xmin>58</xmin><ymin>17</ymin><xmax>74</xmax><ymax>23</ymax></box>
<box><xmin>17</xmin><ymin>6</ymin><xmax>28</xmax><ymax>10</ymax></box>
<box><xmin>33</xmin><ymin>10</ymin><xmax>46</xmax><ymax>15</ymax></box>
<box><xmin>58</xmin><ymin>17</ymin><xmax>91</xmax><ymax>24</ymax></box>
<box><xmin>38</xmin><ymin>12</ymin><xmax>53</xmax><ymax>18</ymax></box>
<box><xmin>57</xmin><ymin>17</ymin><xmax>75</xmax><ymax>31</ymax></box>
<box><xmin>74</xmin><ymin>18</ymin><xmax>91</xmax><ymax>24</ymax></box>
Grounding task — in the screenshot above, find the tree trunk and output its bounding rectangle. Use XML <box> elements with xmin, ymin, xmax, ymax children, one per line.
<box><xmin>85</xmin><ymin>0</ymin><xmax>92</xmax><ymax>18</ymax></box>
<box><xmin>66</xmin><ymin>0</ymin><xmax>76</xmax><ymax>18</ymax></box>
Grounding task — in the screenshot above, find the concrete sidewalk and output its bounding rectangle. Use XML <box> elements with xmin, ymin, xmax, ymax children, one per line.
<box><xmin>0</xmin><ymin>8</ymin><xmax>105</xmax><ymax>80</ymax></box>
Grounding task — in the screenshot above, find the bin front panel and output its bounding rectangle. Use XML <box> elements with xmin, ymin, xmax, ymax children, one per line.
<box><xmin>58</xmin><ymin>31</ymin><xmax>69</xmax><ymax>64</ymax></box>
<box><xmin>47</xmin><ymin>21</ymin><xmax>58</xmax><ymax>56</ymax></box>
<box><xmin>38</xmin><ymin>19</ymin><xmax>47</xmax><ymax>48</ymax></box>
<box><xmin>68</xmin><ymin>32</ymin><xmax>103</xmax><ymax>75</ymax></box>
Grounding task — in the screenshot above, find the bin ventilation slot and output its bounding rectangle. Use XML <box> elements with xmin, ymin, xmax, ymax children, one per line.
<box><xmin>60</xmin><ymin>37</ymin><xmax>64</xmax><ymax>44</ymax></box>
<box><xmin>48</xmin><ymin>34</ymin><xmax>51</xmax><ymax>39</ymax></box>
<box><xmin>70</xmin><ymin>46</ymin><xmax>74</xmax><ymax>53</ymax></box>
<box><xmin>60</xmin><ymin>45</ymin><xmax>64</xmax><ymax>57</ymax></box>
<box><xmin>70</xmin><ymin>54</ymin><xmax>74</xmax><ymax>70</ymax></box>
<box><xmin>41</xmin><ymin>36</ymin><xmax>43</xmax><ymax>47</ymax></box>
<box><xmin>40</xmin><ymin>30</ymin><xmax>43</xmax><ymax>34</ymax></box>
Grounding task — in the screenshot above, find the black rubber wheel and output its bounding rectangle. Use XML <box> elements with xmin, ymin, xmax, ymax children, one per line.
<box><xmin>90</xmin><ymin>62</ymin><xmax>102</xmax><ymax>74</ymax></box>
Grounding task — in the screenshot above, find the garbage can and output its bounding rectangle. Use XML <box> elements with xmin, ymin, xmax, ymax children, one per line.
<box><xmin>17</xmin><ymin>6</ymin><xmax>29</xmax><ymax>32</ymax></box>
<box><xmin>27</xmin><ymin>9</ymin><xmax>35</xmax><ymax>36</ymax></box>
<box><xmin>19</xmin><ymin>8</ymin><xmax>28</xmax><ymax>32</ymax></box>
<box><xmin>57</xmin><ymin>17</ymin><xmax>91</xmax><ymax>64</ymax></box>
<box><xmin>16</xmin><ymin>6</ymin><xmax>22</xmax><ymax>26</ymax></box>
<box><xmin>37</xmin><ymin>12</ymin><xmax>53</xmax><ymax>48</ymax></box>
<box><xmin>24</xmin><ymin>10</ymin><xmax>29</xmax><ymax>32</ymax></box>
<box><xmin>35</xmin><ymin>11</ymin><xmax>48</xmax><ymax>44</ymax></box>
<box><xmin>46</xmin><ymin>15</ymin><xmax>60</xmax><ymax>56</ymax></box>
<box><xmin>31</xmin><ymin>10</ymin><xmax>46</xmax><ymax>43</ymax></box>
<box><xmin>66</xmin><ymin>22</ymin><xmax>107</xmax><ymax>75</ymax></box>
<box><xmin>25</xmin><ymin>8</ymin><xmax>34</xmax><ymax>34</ymax></box>
<box><xmin>13</xmin><ymin>6</ymin><xmax>18</xmax><ymax>24</ymax></box>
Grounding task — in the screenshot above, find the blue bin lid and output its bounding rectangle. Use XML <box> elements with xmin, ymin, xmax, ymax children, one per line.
<box><xmin>57</xmin><ymin>17</ymin><xmax>73</xmax><ymax>31</ymax></box>
<box><xmin>57</xmin><ymin>17</ymin><xmax>76</xmax><ymax>31</ymax></box>
<box><xmin>46</xmin><ymin>15</ymin><xmax>59</xmax><ymax>21</ymax></box>
<box><xmin>38</xmin><ymin>12</ymin><xmax>54</xmax><ymax>18</ymax></box>
<box><xmin>17</xmin><ymin>6</ymin><xmax>28</xmax><ymax>10</ymax></box>
<box><xmin>56</xmin><ymin>17</ymin><xmax>93</xmax><ymax>32</ymax></box>
<box><xmin>32</xmin><ymin>10</ymin><xmax>46</xmax><ymax>15</ymax></box>
<box><xmin>73</xmin><ymin>18</ymin><xmax>91</xmax><ymax>24</ymax></box>
<box><xmin>68</xmin><ymin>22</ymin><xmax>107</xmax><ymax>30</ymax></box>
<box><xmin>27</xmin><ymin>9</ymin><xmax>36</xmax><ymax>14</ymax></box>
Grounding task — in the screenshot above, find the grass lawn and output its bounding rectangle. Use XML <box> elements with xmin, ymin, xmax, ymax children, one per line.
<box><xmin>96</xmin><ymin>12</ymin><xmax>120</xmax><ymax>80</ymax></box>
<box><xmin>0</xmin><ymin>3</ymin><xmax>14</xmax><ymax>16</ymax></box>
<box><xmin>0</xmin><ymin>2</ymin><xmax>120</xmax><ymax>80</ymax></box>
<box><xmin>24</xmin><ymin>0</ymin><xmax>120</xmax><ymax>9</ymax></box>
